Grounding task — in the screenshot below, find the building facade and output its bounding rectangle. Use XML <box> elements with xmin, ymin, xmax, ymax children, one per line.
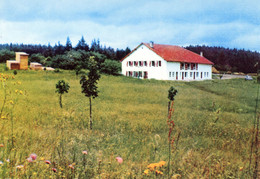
<box><xmin>121</xmin><ymin>42</ymin><xmax>213</xmax><ymax>81</ymax></box>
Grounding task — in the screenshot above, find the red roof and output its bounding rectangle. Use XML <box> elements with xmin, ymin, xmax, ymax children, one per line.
<box><xmin>121</xmin><ymin>43</ymin><xmax>214</xmax><ymax>65</ymax></box>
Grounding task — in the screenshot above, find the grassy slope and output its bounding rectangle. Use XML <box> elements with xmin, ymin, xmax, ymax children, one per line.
<box><xmin>0</xmin><ymin>64</ymin><xmax>257</xmax><ymax>178</ymax></box>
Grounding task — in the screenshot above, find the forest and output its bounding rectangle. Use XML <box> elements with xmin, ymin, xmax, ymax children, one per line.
<box><xmin>186</xmin><ymin>45</ymin><xmax>260</xmax><ymax>73</ymax></box>
<box><xmin>0</xmin><ymin>37</ymin><xmax>260</xmax><ymax>73</ymax></box>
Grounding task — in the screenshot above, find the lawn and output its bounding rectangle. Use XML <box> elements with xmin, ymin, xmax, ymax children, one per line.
<box><xmin>0</xmin><ymin>64</ymin><xmax>258</xmax><ymax>178</ymax></box>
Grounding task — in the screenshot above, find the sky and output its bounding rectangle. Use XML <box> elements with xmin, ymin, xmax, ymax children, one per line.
<box><xmin>0</xmin><ymin>0</ymin><xmax>260</xmax><ymax>51</ymax></box>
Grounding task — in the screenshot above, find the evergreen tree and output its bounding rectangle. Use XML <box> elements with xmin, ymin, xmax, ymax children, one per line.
<box><xmin>76</xmin><ymin>36</ymin><xmax>89</xmax><ymax>51</ymax></box>
<box><xmin>65</xmin><ymin>37</ymin><xmax>72</xmax><ymax>51</ymax></box>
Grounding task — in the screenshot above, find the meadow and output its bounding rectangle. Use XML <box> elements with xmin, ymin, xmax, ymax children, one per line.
<box><xmin>0</xmin><ymin>63</ymin><xmax>258</xmax><ymax>178</ymax></box>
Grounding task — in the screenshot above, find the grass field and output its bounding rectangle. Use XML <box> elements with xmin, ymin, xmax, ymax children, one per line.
<box><xmin>0</xmin><ymin>63</ymin><xmax>258</xmax><ymax>178</ymax></box>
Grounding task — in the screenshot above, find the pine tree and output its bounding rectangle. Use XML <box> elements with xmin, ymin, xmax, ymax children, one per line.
<box><xmin>65</xmin><ymin>36</ymin><xmax>72</xmax><ymax>51</ymax></box>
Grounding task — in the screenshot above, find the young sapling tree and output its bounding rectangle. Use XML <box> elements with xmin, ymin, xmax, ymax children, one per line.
<box><xmin>55</xmin><ymin>80</ymin><xmax>70</xmax><ymax>108</ymax></box>
<box><xmin>80</xmin><ymin>56</ymin><xmax>100</xmax><ymax>129</ymax></box>
<box><xmin>167</xmin><ymin>86</ymin><xmax>178</xmax><ymax>178</ymax></box>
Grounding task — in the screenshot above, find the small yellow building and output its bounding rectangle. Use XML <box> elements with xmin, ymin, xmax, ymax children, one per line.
<box><xmin>6</xmin><ymin>52</ymin><xmax>29</xmax><ymax>70</ymax></box>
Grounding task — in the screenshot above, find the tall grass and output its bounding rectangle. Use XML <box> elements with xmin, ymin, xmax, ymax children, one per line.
<box><xmin>0</xmin><ymin>64</ymin><xmax>258</xmax><ymax>177</ymax></box>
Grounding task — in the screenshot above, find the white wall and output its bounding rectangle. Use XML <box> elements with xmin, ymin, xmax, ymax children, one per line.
<box><xmin>121</xmin><ymin>44</ymin><xmax>212</xmax><ymax>81</ymax></box>
<box><xmin>121</xmin><ymin>44</ymin><xmax>167</xmax><ymax>80</ymax></box>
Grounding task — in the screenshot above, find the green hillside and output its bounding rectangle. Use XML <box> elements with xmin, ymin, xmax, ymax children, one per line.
<box><xmin>0</xmin><ymin>64</ymin><xmax>258</xmax><ymax>178</ymax></box>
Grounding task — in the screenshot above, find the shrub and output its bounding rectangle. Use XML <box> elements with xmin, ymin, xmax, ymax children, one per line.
<box><xmin>100</xmin><ymin>59</ymin><xmax>121</xmax><ymax>75</ymax></box>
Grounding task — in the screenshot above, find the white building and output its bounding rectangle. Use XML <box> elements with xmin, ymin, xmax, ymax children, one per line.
<box><xmin>121</xmin><ymin>42</ymin><xmax>214</xmax><ymax>81</ymax></box>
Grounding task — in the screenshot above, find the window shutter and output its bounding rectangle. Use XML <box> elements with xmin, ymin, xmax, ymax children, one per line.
<box><xmin>126</xmin><ymin>62</ymin><xmax>128</xmax><ymax>67</ymax></box>
<box><xmin>149</xmin><ymin>61</ymin><xmax>151</xmax><ymax>67</ymax></box>
<box><xmin>156</xmin><ymin>61</ymin><xmax>158</xmax><ymax>67</ymax></box>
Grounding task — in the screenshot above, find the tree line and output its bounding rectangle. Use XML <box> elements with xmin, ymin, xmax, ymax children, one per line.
<box><xmin>0</xmin><ymin>36</ymin><xmax>131</xmax><ymax>75</ymax></box>
<box><xmin>1</xmin><ymin>38</ymin><xmax>260</xmax><ymax>73</ymax></box>
<box><xmin>185</xmin><ymin>45</ymin><xmax>260</xmax><ymax>73</ymax></box>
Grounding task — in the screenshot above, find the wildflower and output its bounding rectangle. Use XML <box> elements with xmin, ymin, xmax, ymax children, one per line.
<box><xmin>1</xmin><ymin>116</ymin><xmax>6</xmax><ymax>120</ymax></box>
<box><xmin>15</xmin><ymin>89</ymin><xmax>18</xmax><ymax>93</ymax></box>
<box><xmin>19</xmin><ymin>90</ymin><xmax>23</xmax><ymax>95</ymax></box>
<box><xmin>16</xmin><ymin>165</ymin><xmax>24</xmax><ymax>169</ymax></box>
<box><xmin>155</xmin><ymin>170</ymin><xmax>163</xmax><ymax>175</ymax></box>
<box><xmin>6</xmin><ymin>159</ymin><xmax>10</xmax><ymax>163</ymax></box>
<box><xmin>17</xmin><ymin>81</ymin><xmax>21</xmax><ymax>85</ymax></box>
<box><xmin>239</xmin><ymin>167</ymin><xmax>244</xmax><ymax>171</ymax></box>
<box><xmin>148</xmin><ymin>163</ymin><xmax>157</xmax><ymax>171</ymax></box>
<box><xmin>116</xmin><ymin>157</ymin><xmax>123</xmax><ymax>164</ymax></box>
<box><xmin>40</xmin><ymin>157</ymin><xmax>44</xmax><ymax>161</ymax></box>
<box><xmin>30</xmin><ymin>153</ymin><xmax>37</xmax><ymax>160</ymax></box>
<box><xmin>0</xmin><ymin>161</ymin><xmax>3</xmax><ymax>165</ymax></box>
<box><xmin>9</xmin><ymin>100</ymin><xmax>14</xmax><ymax>105</ymax></box>
<box><xmin>52</xmin><ymin>168</ymin><xmax>57</xmax><ymax>172</ymax></box>
<box><xmin>82</xmin><ymin>150</ymin><xmax>88</xmax><ymax>155</ymax></box>
<box><xmin>69</xmin><ymin>164</ymin><xmax>74</xmax><ymax>170</ymax></box>
<box><xmin>45</xmin><ymin>160</ymin><xmax>51</xmax><ymax>164</ymax></box>
<box><xmin>158</xmin><ymin>161</ymin><xmax>166</xmax><ymax>167</ymax></box>
<box><xmin>144</xmin><ymin>169</ymin><xmax>149</xmax><ymax>175</ymax></box>
<box><xmin>0</xmin><ymin>144</ymin><xmax>4</xmax><ymax>147</ymax></box>
<box><xmin>27</xmin><ymin>157</ymin><xmax>33</xmax><ymax>163</ymax></box>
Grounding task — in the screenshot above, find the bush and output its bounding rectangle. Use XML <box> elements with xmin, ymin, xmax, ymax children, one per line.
<box><xmin>100</xmin><ymin>59</ymin><xmax>121</xmax><ymax>75</ymax></box>
<box><xmin>13</xmin><ymin>70</ymin><xmax>17</xmax><ymax>75</ymax></box>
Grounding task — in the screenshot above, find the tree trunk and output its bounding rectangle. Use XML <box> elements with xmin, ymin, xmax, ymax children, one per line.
<box><xmin>59</xmin><ymin>94</ymin><xmax>62</xmax><ymax>108</ymax></box>
<box><xmin>89</xmin><ymin>97</ymin><xmax>92</xmax><ymax>130</ymax></box>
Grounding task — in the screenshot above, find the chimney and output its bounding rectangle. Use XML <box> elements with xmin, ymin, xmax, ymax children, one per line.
<box><xmin>150</xmin><ymin>41</ymin><xmax>154</xmax><ymax>48</ymax></box>
<box><xmin>200</xmin><ymin>51</ymin><xmax>203</xmax><ymax>57</ymax></box>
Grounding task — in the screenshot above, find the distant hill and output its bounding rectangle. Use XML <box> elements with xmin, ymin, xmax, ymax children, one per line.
<box><xmin>185</xmin><ymin>45</ymin><xmax>260</xmax><ymax>73</ymax></box>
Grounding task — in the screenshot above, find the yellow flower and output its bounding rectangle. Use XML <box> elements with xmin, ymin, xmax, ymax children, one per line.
<box><xmin>158</xmin><ymin>161</ymin><xmax>166</xmax><ymax>167</ymax></box>
<box><xmin>19</xmin><ymin>90</ymin><xmax>23</xmax><ymax>95</ymax></box>
<box><xmin>144</xmin><ymin>169</ymin><xmax>149</xmax><ymax>175</ymax></box>
<box><xmin>239</xmin><ymin>167</ymin><xmax>244</xmax><ymax>171</ymax></box>
<box><xmin>155</xmin><ymin>170</ymin><xmax>163</xmax><ymax>175</ymax></box>
<box><xmin>17</xmin><ymin>81</ymin><xmax>21</xmax><ymax>85</ymax></box>
<box><xmin>15</xmin><ymin>89</ymin><xmax>18</xmax><ymax>93</ymax></box>
<box><xmin>9</xmin><ymin>100</ymin><xmax>14</xmax><ymax>105</ymax></box>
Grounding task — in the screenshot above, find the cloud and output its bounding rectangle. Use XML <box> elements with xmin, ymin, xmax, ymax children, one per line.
<box><xmin>0</xmin><ymin>0</ymin><xmax>260</xmax><ymax>51</ymax></box>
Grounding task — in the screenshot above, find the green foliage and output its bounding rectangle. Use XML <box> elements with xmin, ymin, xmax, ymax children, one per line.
<box><xmin>55</xmin><ymin>80</ymin><xmax>70</xmax><ymax>95</ymax></box>
<box><xmin>168</xmin><ymin>86</ymin><xmax>178</xmax><ymax>101</ymax></box>
<box><xmin>100</xmin><ymin>59</ymin><xmax>121</xmax><ymax>75</ymax></box>
<box><xmin>29</xmin><ymin>53</ymin><xmax>45</xmax><ymax>64</ymax></box>
<box><xmin>80</xmin><ymin>56</ymin><xmax>100</xmax><ymax>99</ymax></box>
<box><xmin>55</xmin><ymin>80</ymin><xmax>70</xmax><ymax>108</ymax></box>
<box><xmin>0</xmin><ymin>49</ymin><xmax>15</xmax><ymax>63</ymax></box>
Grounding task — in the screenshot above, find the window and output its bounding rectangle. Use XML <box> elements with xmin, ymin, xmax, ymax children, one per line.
<box><xmin>139</xmin><ymin>71</ymin><xmax>142</xmax><ymax>77</ymax></box>
<box><xmin>190</xmin><ymin>72</ymin><xmax>192</xmax><ymax>77</ymax></box>
<box><xmin>169</xmin><ymin>72</ymin><xmax>171</xmax><ymax>77</ymax></box>
<box><xmin>187</xmin><ymin>63</ymin><xmax>190</xmax><ymax>70</ymax></box>
<box><xmin>172</xmin><ymin>72</ymin><xmax>175</xmax><ymax>77</ymax></box>
<box><xmin>180</xmin><ymin>63</ymin><xmax>184</xmax><ymax>70</ymax></box>
<box><xmin>159</xmin><ymin>61</ymin><xmax>161</xmax><ymax>66</ymax></box>
<box><xmin>134</xmin><ymin>61</ymin><xmax>138</xmax><ymax>66</ymax></box>
<box><xmin>185</xmin><ymin>72</ymin><xmax>187</xmax><ymax>77</ymax></box>
<box><xmin>176</xmin><ymin>72</ymin><xmax>178</xmax><ymax>80</ymax></box>
<box><xmin>204</xmin><ymin>72</ymin><xmax>206</xmax><ymax>77</ymax></box>
<box><xmin>185</xmin><ymin>63</ymin><xmax>188</xmax><ymax>70</ymax></box>
<box><xmin>207</xmin><ymin>72</ymin><xmax>209</xmax><ymax>77</ymax></box>
<box><xmin>144</xmin><ymin>61</ymin><xmax>147</xmax><ymax>66</ymax></box>
<box><xmin>196</xmin><ymin>72</ymin><xmax>199</xmax><ymax>77</ymax></box>
<box><xmin>139</xmin><ymin>61</ymin><xmax>142</xmax><ymax>66</ymax></box>
<box><xmin>152</xmin><ymin>61</ymin><xmax>155</xmax><ymax>67</ymax></box>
